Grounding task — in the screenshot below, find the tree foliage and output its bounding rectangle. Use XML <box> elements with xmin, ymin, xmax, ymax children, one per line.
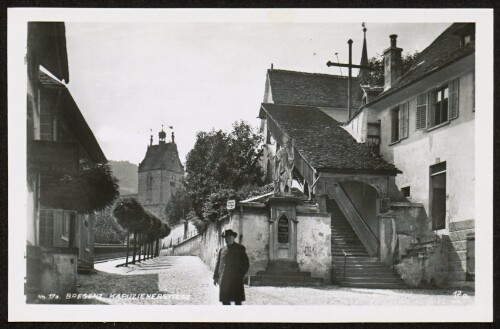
<box><xmin>40</xmin><ymin>163</ymin><xmax>120</xmax><ymax>214</ymax></box>
<box><xmin>112</xmin><ymin>198</ymin><xmax>171</xmax><ymax>240</ymax></box>
<box><xmin>93</xmin><ymin>207</ymin><xmax>128</xmax><ymax>244</ymax></box>
<box><xmin>184</xmin><ymin>121</ymin><xmax>265</xmax><ymax>216</ymax></box>
<box><xmin>112</xmin><ymin>198</ymin><xmax>146</xmax><ymax>233</ymax></box>
<box><xmin>165</xmin><ymin>188</ymin><xmax>192</xmax><ymax>227</ymax></box>
<box><xmin>360</xmin><ymin>51</ymin><xmax>420</xmax><ymax>86</ymax></box>
<box><xmin>201</xmin><ymin>184</ymin><xmax>273</xmax><ymax>221</ymax></box>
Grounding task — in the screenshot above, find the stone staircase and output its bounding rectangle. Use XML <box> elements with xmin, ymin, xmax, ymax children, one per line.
<box><xmin>249</xmin><ymin>260</ymin><xmax>323</xmax><ymax>287</ymax></box>
<box><xmin>329</xmin><ymin>198</ymin><xmax>407</xmax><ymax>289</ymax></box>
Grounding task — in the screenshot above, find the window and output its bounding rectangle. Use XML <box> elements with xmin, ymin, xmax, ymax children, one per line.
<box><xmin>454</xmin><ymin>23</ymin><xmax>475</xmax><ymax>48</ymax></box>
<box><xmin>391</xmin><ymin>107</ymin><xmax>399</xmax><ymax>142</ymax></box>
<box><xmin>39</xmin><ymin>103</ymin><xmax>53</xmax><ymax>141</ymax></box>
<box><xmin>429</xmin><ymin>78</ymin><xmax>459</xmax><ymax>128</ymax></box>
<box><xmin>460</xmin><ymin>30</ymin><xmax>475</xmax><ymax>47</ymax></box>
<box><xmin>390</xmin><ymin>102</ymin><xmax>409</xmax><ymax>143</ymax></box>
<box><xmin>61</xmin><ymin>211</ymin><xmax>70</xmax><ymax>240</ymax></box>
<box><xmin>430</xmin><ymin>162</ymin><xmax>447</xmax><ymax>230</ymax></box>
<box><xmin>432</xmin><ymin>86</ymin><xmax>448</xmax><ymax>126</ymax></box>
<box><xmin>39</xmin><ymin>209</ymin><xmax>76</xmax><ymax>246</ymax></box>
<box><xmin>401</xmin><ymin>186</ymin><xmax>411</xmax><ymax>198</ymax></box>
<box><xmin>366</xmin><ymin>122</ymin><xmax>381</xmax><ymax>154</ymax></box>
<box><xmin>39</xmin><ymin>209</ymin><xmax>55</xmax><ymax>247</ymax></box>
<box><xmin>146</xmin><ymin>173</ymin><xmax>153</xmax><ymax>202</ymax></box>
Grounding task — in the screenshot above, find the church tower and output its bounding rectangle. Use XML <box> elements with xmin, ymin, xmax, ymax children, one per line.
<box><xmin>138</xmin><ymin>127</ymin><xmax>184</xmax><ymax>219</ymax></box>
<box><xmin>358</xmin><ymin>22</ymin><xmax>369</xmax><ymax>79</ymax></box>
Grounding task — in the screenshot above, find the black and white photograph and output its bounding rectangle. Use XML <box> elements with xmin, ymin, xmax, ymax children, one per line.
<box><xmin>7</xmin><ymin>8</ymin><xmax>493</xmax><ymax>322</ymax></box>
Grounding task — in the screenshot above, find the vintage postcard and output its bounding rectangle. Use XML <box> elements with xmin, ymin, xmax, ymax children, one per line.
<box><xmin>8</xmin><ymin>8</ymin><xmax>493</xmax><ymax>322</ymax></box>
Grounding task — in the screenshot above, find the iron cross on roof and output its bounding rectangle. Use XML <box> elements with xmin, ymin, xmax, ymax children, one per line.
<box><xmin>326</xmin><ymin>23</ymin><xmax>372</xmax><ymax>120</ymax></box>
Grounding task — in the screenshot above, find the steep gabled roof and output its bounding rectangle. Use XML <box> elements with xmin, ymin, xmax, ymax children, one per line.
<box><xmin>373</xmin><ymin>23</ymin><xmax>475</xmax><ymax>103</ymax></box>
<box><xmin>39</xmin><ymin>71</ymin><xmax>107</xmax><ymax>163</ymax></box>
<box><xmin>28</xmin><ymin>22</ymin><xmax>70</xmax><ymax>83</ymax></box>
<box><xmin>267</xmin><ymin>69</ymin><xmax>363</xmax><ymax>109</ymax></box>
<box><xmin>261</xmin><ymin>103</ymin><xmax>400</xmax><ymax>174</ymax></box>
<box><xmin>138</xmin><ymin>143</ymin><xmax>184</xmax><ymax>173</ymax></box>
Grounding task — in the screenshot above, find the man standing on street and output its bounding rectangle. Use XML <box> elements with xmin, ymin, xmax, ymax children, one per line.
<box><xmin>213</xmin><ymin>229</ymin><xmax>250</xmax><ymax>305</ymax></box>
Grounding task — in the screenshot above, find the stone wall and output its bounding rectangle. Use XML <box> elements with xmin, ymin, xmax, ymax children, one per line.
<box><xmin>446</xmin><ymin>219</ymin><xmax>475</xmax><ymax>287</ymax></box>
<box><xmin>390</xmin><ymin>206</ymin><xmax>474</xmax><ymax>289</ymax></box>
<box><xmin>172</xmin><ymin>235</ymin><xmax>202</xmax><ymax>257</ymax></box>
<box><xmin>198</xmin><ymin>207</ymin><xmax>271</xmax><ymax>277</ymax></box>
<box><xmin>162</xmin><ymin>221</ymin><xmax>198</xmax><ymax>249</ymax></box>
<box><xmin>194</xmin><ymin>204</ymin><xmax>331</xmax><ymax>282</ymax></box>
<box><xmin>236</xmin><ymin>207</ymin><xmax>270</xmax><ymax>276</ymax></box>
<box><xmin>39</xmin><ymin>247</ymin><xmax>78</xmax><ymax>294</ymax></box>
<box><xmin>394</xmin><ymin>235</ymin><xmax>449</xmax><ymax>288</ymax></box>
<box><xmin>296</xmin><ymin>212</ymin><xmax>331</xmax><ymax>281</ymax></box>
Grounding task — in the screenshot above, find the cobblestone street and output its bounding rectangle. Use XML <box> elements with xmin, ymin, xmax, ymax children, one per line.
<box><xmin>78</xmin><ymin>255</ymin><xmax>475</xmax><ymax>306</ymax></box>
<box><xmin>86</xmin><ymin>255</ymin><xmax>218</xmax><ymax>305</ymax></box>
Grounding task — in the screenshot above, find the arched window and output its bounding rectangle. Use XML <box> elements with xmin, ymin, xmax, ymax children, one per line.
<box><xmin>278</xmin><ymin>214</ymin><xmax>289</xmax><ymax>244</ymax></box>
<box><xmin>146</xmin><ymin>173</ymin><xmax>153</xmax><ymax>202</ymax></box>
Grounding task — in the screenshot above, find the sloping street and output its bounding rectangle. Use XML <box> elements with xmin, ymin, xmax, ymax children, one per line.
<box><xmin>76</xmin><ymin>255</ymin><xmax>474</xmax><ymax>306</ymax></box>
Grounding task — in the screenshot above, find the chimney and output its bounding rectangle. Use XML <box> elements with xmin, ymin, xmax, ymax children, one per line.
<box><xmin>171</xmin><ymin>132</ymin><xmax>175</xmax><ymax>144</ymax></box>
<box><xmin>383</xmin><ymin>34</ymin><xmax>403</xmax><ymax>91</ymax></box>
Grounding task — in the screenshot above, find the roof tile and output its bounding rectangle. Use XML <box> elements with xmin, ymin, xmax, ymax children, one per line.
<box><xmin>262</xmin><ymin>103</ymin><xmax>399</xmax><ymax>173</ymax></box>
<box><xmin>268</xmin><ymin>69</ymin><xmax>363</xmax><ymax>109</ymax></box>
<box><xmin>375</xmin><ymin>23</ymin><xmax>475</xmax><ymax>100</ymax></box>
<box><xmin>138</xmin><ymin>143</ymin><xmax>184</xmax><ymax>173</ymax></box>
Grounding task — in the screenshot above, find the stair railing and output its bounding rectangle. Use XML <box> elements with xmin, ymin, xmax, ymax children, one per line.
<box><xmin>342</xmin><ymin>249</ymin><xmax>347</xmax><ymax>282</ymax></box>
<box><xmin>335</xmin><ymin>183</ymin><xmax>379</xmax><ymax>256</ymax></box>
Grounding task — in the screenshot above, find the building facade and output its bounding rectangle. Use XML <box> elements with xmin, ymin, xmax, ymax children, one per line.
<box><xmin>228</xmin><ymin>22</ymin><xmax>475</xmax><ymax>289</ymax></box>
<box><xmin>26</xmin><ymin>22</ymin><xmax>109</xmax><ymax>299</ymax></box>
<box><xmin>345</xmin><ymin>23</ymin><xmax>475</xmax><ymax>287</ymax></box>
<box><xmin>137</xmin><ymin>129</ymin><xmax>184</xmax><ymax>219</ymax></box>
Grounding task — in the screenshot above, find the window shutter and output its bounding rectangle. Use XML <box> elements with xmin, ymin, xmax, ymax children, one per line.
<box><xmin>416</xmin><ymin>93</ymin><xmax>427</xmax><ymax>130</ymax></box>
<box><xmin>403</xmin><ymin>102</ymin><xmax>409</xmax><ymax>138</ymax></box>
<box><xmin>448</xmin><ymin>78</ymin><xmax>459</xmax><ymax>119</ymax></box>
<box><xmin>398</xmin><ymin>104</ymin><xmax>404</xmax><ymax>140</ymax></box>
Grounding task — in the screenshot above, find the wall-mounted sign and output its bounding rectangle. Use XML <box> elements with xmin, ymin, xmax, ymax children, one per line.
<box><xmin>227</xmin><ymin>200</ymin><xmax>236</xmax><ymax>210</ymax></box>
<box><xmin>278</xmin><ymin>215</ymin><xmax>289</xmax><ymax>243</ymax></box>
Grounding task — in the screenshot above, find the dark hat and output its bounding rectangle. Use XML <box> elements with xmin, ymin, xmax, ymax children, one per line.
<box><xmin>221</xmin><ymin>229</ymin><xmax>238</xmax><ymax>238</ymax></box>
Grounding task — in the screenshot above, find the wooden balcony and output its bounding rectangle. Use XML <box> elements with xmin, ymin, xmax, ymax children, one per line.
<box><xmin>27</xmin><ymin>140</ymin><xmax>79</xmax><ymax>175</ymax></box>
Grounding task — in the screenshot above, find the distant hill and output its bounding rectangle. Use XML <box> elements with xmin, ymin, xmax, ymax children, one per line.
<box><xmin>108</xmin><ymin>160</ymin><xmax>138</xmax><ymax>195</ymax></box>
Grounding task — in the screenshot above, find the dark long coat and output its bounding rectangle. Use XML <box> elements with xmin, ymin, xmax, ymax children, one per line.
<box><xmin>213</xmin><ymin>243</ymin><xmax>250</xmax><ymax>302</ymax></box>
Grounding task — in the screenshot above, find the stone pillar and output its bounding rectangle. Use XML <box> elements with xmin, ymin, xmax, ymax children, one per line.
<box><xmin>315</xmin><ymin>195</ymin><xmax>328</xmax><ymax>213</ymax></box>
<box><xmin>268</xmin><ymin>196</ymin><xmax>299</xmax><ymax>262</ymax></box>
<box><xmin>378</xmin><ymin>214</ymin><xmax>397</xmax><ymax>265</ymax></box>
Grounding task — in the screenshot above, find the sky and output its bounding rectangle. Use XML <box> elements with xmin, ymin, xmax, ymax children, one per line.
<box><xmin>63</xmin><ymin>19</ymin><xmax>450</xmax><ymax>165</ymax></box>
